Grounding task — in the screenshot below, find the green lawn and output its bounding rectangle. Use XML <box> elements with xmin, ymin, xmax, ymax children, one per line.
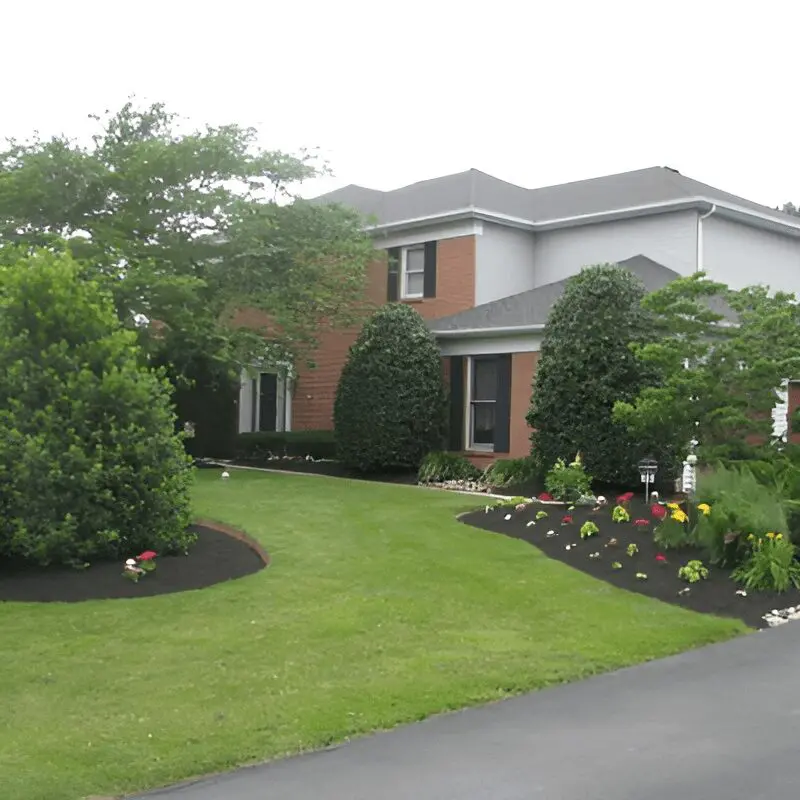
<box><xmin>1</xmin><ymin>469</ymin><xmax>746</xmax><ymax>800</ymax></box>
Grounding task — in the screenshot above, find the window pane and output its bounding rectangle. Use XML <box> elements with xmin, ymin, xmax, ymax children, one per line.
<box><xmin>472</xmin><ymin>403</ymin><xmax>495</xmax><ymax>445</ymax></box>
<box><xmin>405</xmin><ymin>271</ymin><xmax>424</xmax><ymax>296</ymax></box>
<box><xmin>472</xmin><ymin>358</ymin><xmax>497</xmax><ymax>401</ymax></box>
<box><xmin>406</xmin><ymin>248</ymin><xmax>425</xmax><ymax>273</ymax></box>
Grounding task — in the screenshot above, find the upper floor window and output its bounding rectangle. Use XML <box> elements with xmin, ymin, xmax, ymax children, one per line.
<box><xmin>401</xmin><ymin>245</ymin><xmax>425</xmax><ymax>299</ymax></box>
<box><xmin>387</xmin><ymin>241</ymin><xmax>437</xmax><ymax>302</ymax></box>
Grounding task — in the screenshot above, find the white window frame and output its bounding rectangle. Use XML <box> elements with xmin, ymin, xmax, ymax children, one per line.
<box><xmin>465</xmin><ymin>356</ymin><xmax>497</xmax><ymax>452</ymax></box>
<box><xmin>400</xmin><ymin>245</ymin><xmax>425</xmax><ymax>300</ymax></box>
<box><xmin>238</xmin><ymin>370</ymin><xmax>293</xmax><ymax>433</ymax></box>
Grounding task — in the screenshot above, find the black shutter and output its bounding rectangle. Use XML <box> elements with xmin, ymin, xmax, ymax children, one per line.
<box><xmin>250</xmin><ymin>377</ymin><xmax>258</xmax><ymax>432</ymax></box>
<box><xmin>449</xmin><ymin>356</ymin><xmax>465</xmax><ymax>451</ymax></box>
<box><xmin>258</xmin><ymin>373</ymin><xmax>278</xmax><ymax>432</ymax></box>
<box><xmin>494</xmin><ymin>354</ymin><xmax>512</xmax><ymax>454</ymax></box>
<box><xmin>387</xmin><ymin>247</ymin><xmax>400</xmax><ymax>301</ymax></box>
<box><xmin>423</xmin><ymin>241</ymin><xmax>437</xmax><ymax>298</ymax></box>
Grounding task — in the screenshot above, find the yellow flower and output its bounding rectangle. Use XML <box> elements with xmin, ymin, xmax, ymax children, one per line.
<box><xmin>747</xmin><ymin>534</ymin><xmax>755</xmax><ymax>541</ymax></box>
<box><xmin>776</xmin><ymin>534</ymin><xmax>784</xmax><ymax>541</ymax></box>
<box><xmin>671</xmin><ymin>509</ymin><xmax>688</xmax><ymax>523</ymax></box>
<box><xmin>667</xmin><ymin>502</ymin><xmax>680</xmax><ymax>510</ymax></box>
<box><xmin>766</xmin><ymin>532</ymin><xmax>776</xmax><ymax>540</ymax></box>
<box><xmin>697</xmin><ymin>503</ymin><xmax>711</xmax><ymax>516</ymax></box>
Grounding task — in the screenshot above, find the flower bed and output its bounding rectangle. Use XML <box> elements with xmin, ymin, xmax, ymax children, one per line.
<box><xmin>460</xmin><ymin>496</ymin><xmax>800</xmax><ymax>629</ymax></box>
<box><xmin>0</xmin><ymin>523</ymin><xmax>268</xmax><ymax>603</ymax></box>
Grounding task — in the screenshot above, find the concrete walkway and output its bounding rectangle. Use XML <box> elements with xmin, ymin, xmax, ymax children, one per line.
<box><xmin>137</xmin><ymin>625</ymin><xmax>800</xmax><ymax>799</ymax></box>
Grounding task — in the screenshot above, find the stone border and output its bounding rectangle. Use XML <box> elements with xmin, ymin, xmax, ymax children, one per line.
<box><xmin>194</xmin><ymin>518</ymin><xmax>271</xmax><ymax>568</ymax></box>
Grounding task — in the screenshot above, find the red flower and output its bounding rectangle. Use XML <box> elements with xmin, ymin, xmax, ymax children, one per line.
<box><xmin>633</xmin><ymin>518</ymin><xmax>650</xmax><ymax>527</ymax></box>
<box><xmin>538</xmin><ymin>492</ymin><xmax>553</xmax><ymax>501</ymax></box>
<box><xmin>655</xmin><ymin>553</ymin><xmax>667</xmax><ymax>563</ymax></box>
<box><xmin>561</xmin><ymin>515</ymin><xmax>573</xmax><ymax>525</ymax></box>
<box><xmin>617</xmin><ymin>492</ymin><xmax>634</xmax><ymax>504</ymax></box>
<box><xmin>138</xmin><ymin>550</ymin><xmax>158</xmax><ymax>561</ymax></box>
<box><xmin>651</xmin><ymin>504</ymin><xmax>667</xmax><ymax>520</ymax></box>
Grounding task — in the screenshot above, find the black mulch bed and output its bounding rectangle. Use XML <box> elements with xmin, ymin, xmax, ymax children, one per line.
<box><xmin>461</xmin><ymin>496</ymin><xmax>800</xmax><ymax>629</ymax></box>
<box><xmin>0</xmin><ymin>524</ymin><xmax>267</xmax><ymax>603</ymax></box>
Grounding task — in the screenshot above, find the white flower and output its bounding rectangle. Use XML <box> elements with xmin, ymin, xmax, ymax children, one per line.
<box><xmin>485</xmin><ymin>505</ymin><xmax>491</xmax><ymax>514</ymax></box>
<box><xmin>221</xmin><ymin>471</ymin><xmax>230</xmax><ymax>480</ymax></box>
<box><xmin>125</xmin><ymin>558</ymin><xmax>136</xmax><ymax>567</ymax></box>
<box><xmin>596</xmin><ymin>496</ymin><xmax>607</xmax><ymax>505</ymax></box>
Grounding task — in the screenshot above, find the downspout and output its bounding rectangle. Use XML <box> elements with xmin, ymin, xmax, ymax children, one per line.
<box><xmin>696</xmin><ymin>203</ymin><xmax>717</xmax><ymax>273</ymax></box>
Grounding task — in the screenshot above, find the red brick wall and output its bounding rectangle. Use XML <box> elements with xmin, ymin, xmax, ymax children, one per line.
<box><xmin>789</xmin><ymin>382</ymin><xmax>800</xmax><ymax>444</ymax></box>
<box><xmin>292</xmin><ymin>236</ymin><xmax>477</xmax><ymax>430</ymax></box>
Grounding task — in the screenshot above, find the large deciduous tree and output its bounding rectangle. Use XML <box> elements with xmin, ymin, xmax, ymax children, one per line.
<box><xmin>0</xmin><ymin>101</ymin><xmax>375</xmax><ymax>384</ymax></box>
<box><xmin>527</xmin><ymin>264</ymin><xmax>659</xmax><ymax>485</ymax></box>
<box><xmin>613</xmin><ymin>273</ymin><xmax>800</xmax><ymax>465</ymax></box>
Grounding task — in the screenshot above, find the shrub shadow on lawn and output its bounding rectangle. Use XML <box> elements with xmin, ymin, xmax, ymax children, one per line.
<box><xmin>461</xmin><ymin>498</ymin><xmax>800</xmax><ymax>630</ymax></box>
<box><xmin>0</xmin><ymin>523</ymin><xmax>268</xmax><ymax>603</ymax></box>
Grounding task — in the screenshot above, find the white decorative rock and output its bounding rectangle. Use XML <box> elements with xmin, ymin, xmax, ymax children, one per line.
<box><xmin>735</xmin><ymin>590</ymin><xmax>747</xmax><ymax>597</ymax></box>
<box><xmin>504</xmin><ymin>514</ymin><xmax>512</xmax><ymax>521</ymax></box>
<box><xmin>526</xmin><ymin>521</ymin><xmax>536</xmax><ymax>528</ymax></box>
<box><xmin>545</xmin><ymin>530</ymin><xmax>556</xmax><ymax>537</ymax></box>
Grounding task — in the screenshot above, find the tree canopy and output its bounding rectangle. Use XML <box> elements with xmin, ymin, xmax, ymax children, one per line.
<box><xmin>527</xmin><ymin>264</ymin><xmax>659</xmax><ymax>485</ymax></box>
<box><xmin>0</xmin><ymin>101</ymin><xmax>375</xmax><ymax>384</ymax></box>
<box><xmin>613</xmin><ymin>273</ymin><xmax>800</xmax><ymax>465</ymax></box>
<box><xmin>334</xmin><ymin>304</ymin><xmax>448</xmax><ymax>472</ymax></box>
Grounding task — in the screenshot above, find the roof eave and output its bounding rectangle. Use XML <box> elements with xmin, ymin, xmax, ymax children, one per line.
<box><xmin>363</xmin><ymin>198</ymin><xmax>800</xmax><ymax>238</ymax></box>
<box><xmin>431</xmin><ymin>324</ymin><xmax>546</xmax><ymax>338</ymax></box>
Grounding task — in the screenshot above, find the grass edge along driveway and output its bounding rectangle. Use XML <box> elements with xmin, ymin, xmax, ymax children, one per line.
<box><xmin>0</xmin><ymin>470</ymin><xmax>746</xmax><ymax>800</ymax></box>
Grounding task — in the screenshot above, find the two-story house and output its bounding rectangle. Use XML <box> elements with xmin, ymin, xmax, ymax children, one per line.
<box><xmin>238</xmin><ymin>166</ymin><xmax>800</xmax><ymax>463</ymax></box>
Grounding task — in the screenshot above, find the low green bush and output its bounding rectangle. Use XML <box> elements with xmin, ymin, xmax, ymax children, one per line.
<box><xmin>483</xmin><ymin>456</ymin><xmax>538</xmax><ymax>488</ymax></box>
<box><xmin>544</xmin><ymin>455</ymin><xmax>592</xmax><ymax>503</ymax></box>
<box><xmin>0</xmin><ymin>250</ymin><xmax>194</xmax><ymax>568</ymax></box>
<box><xmin>732</xmin><ymin>532</ymin><xmax>800</xmax><ymax>592</ymax></box>
<box><xmin>694</xmin><ymin>464</ymin><xmax>789</xmax><ymax>566</ymax></box>
<box><xmin>418</xmin><ymin>452</ymin><xmax>482</xmax><ymax>484</ymax></box>
<box><xmin>235</xmin><ymin>431</ymin><xmax>337</xmax><ymax>461</ymax></box>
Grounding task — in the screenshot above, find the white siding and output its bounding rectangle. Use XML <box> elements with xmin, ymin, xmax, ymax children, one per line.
<box><xmin>533</xmin><ymin>211</ymin><xmax>698</xmax><ymax>286</ymax></box>
<box><xmin>475</xmin><ymin>222</ymin><xmax>537</xmax><ymax>305</ymax></box>
<box><xmin>703</xmin><ymin>216</ymin><xmax>800</xmax><ymax>293</ymax></box>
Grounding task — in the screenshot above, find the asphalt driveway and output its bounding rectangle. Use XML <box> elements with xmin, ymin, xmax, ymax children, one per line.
<box><xmin>137</xmin><ymin>624</ymin><xmax>800</xmax><ymax>800</ymax></box>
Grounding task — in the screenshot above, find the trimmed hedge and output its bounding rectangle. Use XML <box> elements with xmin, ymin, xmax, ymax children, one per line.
<box><xmin>234</xmin><ymin>430</ymin><xmax>337</xmax><ymax>461</ymax></box>
<box><xmin>334</xmin><ymin>304</ymin><xmax>448</xmax><ymax>473</ymax></box>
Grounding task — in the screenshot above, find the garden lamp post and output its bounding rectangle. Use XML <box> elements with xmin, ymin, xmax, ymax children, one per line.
<box><xmin>637</xmin><ymin>457</ymin><xmax>658</xmax><ymax>504</ymax></box>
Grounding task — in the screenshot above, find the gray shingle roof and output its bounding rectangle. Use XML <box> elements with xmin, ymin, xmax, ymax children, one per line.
<box><xmin>312</xmin><ymin>167</ymin><xmax>797</xmax><ymax>228</ymax></box>
<box><xmin>428</xmin><ymin>256</ymin><xmax>736</xmax><ymax>333</ymax></box>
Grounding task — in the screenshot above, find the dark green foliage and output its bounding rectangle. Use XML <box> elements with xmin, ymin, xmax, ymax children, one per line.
<box><xmin>334</xmin><ymin>304</ymin><xmax>448</xmax><ymax>473</ymax></box>
<box><xmin>0</xmin><ymin>251</ymin><xmax>194</xmax><ymax>567</ymax></box>
<box><xmin>483</xmin><ymin>457</ymin><xmax>538</xmax><ymax>488</ymax></box>
<box><xmin>235</xmin><ymin>431</ymin><xmax>338</xmax><ymax>461</ymax></box>
<box><xmin>418</xmin><ymin>452</ymin><xmax>482</xmax><ymax>483</ymax></box>
<box><xmin>528</xmin><ymin>265</ymin><xmax>660</xmax><ymax>485</ymax></box>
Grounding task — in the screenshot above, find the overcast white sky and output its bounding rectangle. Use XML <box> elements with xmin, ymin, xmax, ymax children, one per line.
<box><xmin>4</xmin><ymin>0</ymin><xmax>798</xmax><ymax>207</ymax></box>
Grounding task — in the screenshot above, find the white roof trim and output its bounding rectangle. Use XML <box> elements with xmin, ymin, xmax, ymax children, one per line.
<box><xmin>365</xmin><ymin>197</ymin><xmax>800</xmax><ymax>238</ymax></box>
<box><xmin>432</xmin><ymin>324</ymin><xmax>546</xmax><ymax>338</ymax></box>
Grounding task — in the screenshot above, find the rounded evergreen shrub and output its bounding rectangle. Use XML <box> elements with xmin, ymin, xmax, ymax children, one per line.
<box><xmin>334</xmin><ymin>303</ymin><xmax>447</xmax><ymax>472</ymax></box>
<box><xmin>0</xmin><ymin>250</ymin><xmax>194</xmax><ymax>567</ymax></box>
<box><xmin>527</xmin><ymin>264</ymin><xmax>659</xmax><ymax>485</ymax></box>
